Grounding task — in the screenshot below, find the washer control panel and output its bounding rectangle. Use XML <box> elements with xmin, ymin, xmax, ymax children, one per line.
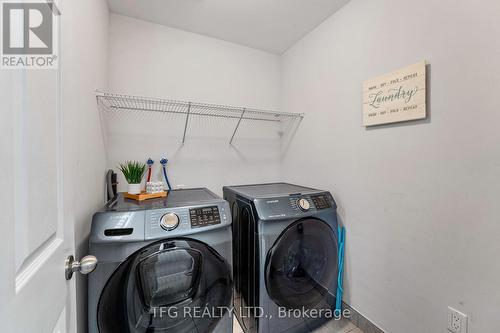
<box><xmin>145</xmin><ymin>202</ymin><xmax>230</xmax><ymax>240</ymax></box>
<box><xmin>189</xmin><ymin>206</ymin><xmax>221</xmax><ymax>228</ymax></box>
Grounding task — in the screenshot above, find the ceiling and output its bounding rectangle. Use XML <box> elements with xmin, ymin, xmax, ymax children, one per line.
<box><xmin>107</xmin><ymin>0</ymin><xmax>349</xmax><ymax>54</ymax></box>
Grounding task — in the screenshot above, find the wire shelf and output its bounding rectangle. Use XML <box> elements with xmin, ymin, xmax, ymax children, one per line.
<box><xmin>96</xmin><ymin>90</ymin><xmax>304</xmax><ymax>144</ymax></box>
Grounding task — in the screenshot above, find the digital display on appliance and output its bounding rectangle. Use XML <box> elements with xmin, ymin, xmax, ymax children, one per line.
<box><xmin>189</xmin><ymin>206</ymin><xmax>221</xmax><ymax>227</ymax></box>
<box><xmin>311</xmin><ymin>195</ymin><xmax>331</xmax><ymax>209</ymax></box>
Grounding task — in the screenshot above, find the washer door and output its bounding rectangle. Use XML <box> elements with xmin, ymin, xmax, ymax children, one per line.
<box><xmin>97</xmin><ymin>238</ymin><xmax>232</xmax><ymax>333</ymax></box>
<box><xmin>265</xmin><ymin>218</ymin><xmax>338</xmax><ymax>310</ymax></box>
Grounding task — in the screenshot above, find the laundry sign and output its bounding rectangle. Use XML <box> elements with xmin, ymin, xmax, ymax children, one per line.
<box><xmin>363</xmin><ymin>60</ymin><xmax>426</xmax><ymax>126</ymax></box>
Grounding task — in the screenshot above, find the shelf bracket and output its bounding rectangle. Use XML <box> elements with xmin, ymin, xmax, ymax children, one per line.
<box><xmin>182</xmin><ymin>103</ymin><xmax>191</xmax><ymax>144</ymax></box>
<box><xmin>229</xmin><ymin>108</ymin><xmax>246</xmax><ymax>145</ymax></box>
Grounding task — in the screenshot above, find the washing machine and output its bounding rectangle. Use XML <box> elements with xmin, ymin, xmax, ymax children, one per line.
<box><xmin>88</xmin><ymin>188</ymin><xmax>233</xmax><ymax>333</ymax></box>
<box><xmin>223</xmin><ymin>183</ymin><xmax>339</xmax><ymax>333</ymax></box>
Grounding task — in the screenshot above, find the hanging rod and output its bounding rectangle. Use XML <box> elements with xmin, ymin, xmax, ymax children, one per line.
<box><xmin>96</xmin><ymin>90</ymin><xmax>304</xmax><ymax>144</ymax></box>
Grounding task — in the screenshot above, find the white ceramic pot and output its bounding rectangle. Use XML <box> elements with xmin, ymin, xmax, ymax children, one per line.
<box><xmin>127</xmin><ymin>183</ymin><xmax>141</xmax><ymax>195</ymax></box>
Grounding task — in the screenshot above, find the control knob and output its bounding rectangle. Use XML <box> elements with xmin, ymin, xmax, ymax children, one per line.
<box><xmin>160</xmin><ymin>212</ymin><xmax>180</xmax><ymax>231</ymax></box>
<box><xmin>297</xmin><ymin>198</ymin><xmax>310</xmax><ymax>211</ymax></box>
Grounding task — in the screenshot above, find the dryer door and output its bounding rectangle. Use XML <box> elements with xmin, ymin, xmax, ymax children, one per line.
<box><xmin>97</xmin><ymin>238</ymin><xmax>232</xmax><ymax>333</ymax></box>
<box><xmin>265</xmin><ymin>218</ymin><xmax>338</xmax><ymax>310</ymax></box>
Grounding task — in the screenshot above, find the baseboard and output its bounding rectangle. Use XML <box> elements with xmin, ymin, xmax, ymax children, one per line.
<box><xmin>342</xmin><ymin>301</ymin><xmax>385</xmax><ymax>333</ymax></box>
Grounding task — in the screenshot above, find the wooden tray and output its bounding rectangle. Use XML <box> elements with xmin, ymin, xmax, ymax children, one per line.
<box><xmin>123</xmin><ymin>191</ymin><xmax>167</xmax><ymax>201</ymax></box>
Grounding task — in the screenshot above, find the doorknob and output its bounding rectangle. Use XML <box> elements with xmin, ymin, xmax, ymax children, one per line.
<box><xmin>65</xmin><ymin>255</ymin><xmax>98</xmax><ymax>280</ymax></box>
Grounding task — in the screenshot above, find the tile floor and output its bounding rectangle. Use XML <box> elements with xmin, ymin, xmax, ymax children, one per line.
<box><xmin>233</xmin><ymin>317</ymin><xmax>363</xmax><ymax>333</ymax></box>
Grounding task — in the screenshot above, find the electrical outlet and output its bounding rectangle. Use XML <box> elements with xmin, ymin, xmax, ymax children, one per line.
<box><xmin>447</xmin><ymin>307</ymin><xmax>468</xmax><ymax>333</ymax></box>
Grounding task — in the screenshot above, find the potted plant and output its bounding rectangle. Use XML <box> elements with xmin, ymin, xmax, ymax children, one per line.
<box><xmin>118</xmin><ymin>161</ymin><xmax>146</xmax><ymax>195</ymax></box>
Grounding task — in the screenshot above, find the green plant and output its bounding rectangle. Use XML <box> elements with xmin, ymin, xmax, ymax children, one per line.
<box><xmin>118</xmin><ymin>161</ymin><xmax>146</xmax><ymax>184</ymax></box>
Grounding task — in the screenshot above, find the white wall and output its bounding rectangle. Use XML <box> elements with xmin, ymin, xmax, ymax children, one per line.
<box><xmin>61</xmin><ymin>1</ymin><xmax>109</xmax><ymax>332</ymax></box>
<box><xmin>280</xmin><ymin>0</ymin><xmax>500</xmax><ymax>332</ymax></box>
<box><xmin>107</xmin><ymin>14</ymin><xmax>283</xmax><ymax>193</ymax></box>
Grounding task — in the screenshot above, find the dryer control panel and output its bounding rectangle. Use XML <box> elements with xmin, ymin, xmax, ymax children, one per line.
<box><xmin>252</xmin><ymin>191</ymin><xmax>336</xmax><ymax>221</ymax></box>
<box><xmin>310</xmin><ymin>194</ymin><xmax>332</xmax><ymax>209</ymax></box>
<box><xmin>289</xmin><ymin>193</ymin><xmax>332</xmax><ymax>212</ymax></box>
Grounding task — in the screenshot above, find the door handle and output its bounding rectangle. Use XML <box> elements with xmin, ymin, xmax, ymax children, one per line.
<box><xmin>65</xmin><ymin>255</ymin><xmax>98</xmax><ymax>280</ymax></box>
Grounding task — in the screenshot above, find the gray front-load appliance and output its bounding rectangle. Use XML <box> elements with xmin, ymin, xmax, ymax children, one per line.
<box><xmin>223</xmin><ymin>183</ymin><xmax>339</xmax><ymax>333</ymax></box>
<box><xmin>88</xmin><ymin>188</ymin><xmax>233</xmax><ymax>333</ymax></box>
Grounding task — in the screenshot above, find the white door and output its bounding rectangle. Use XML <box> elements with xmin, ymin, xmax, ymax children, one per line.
<box><xmin>0</xmin><ymin>2</ymin><xmax>79</xmax><ymax>332</ymax></box>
